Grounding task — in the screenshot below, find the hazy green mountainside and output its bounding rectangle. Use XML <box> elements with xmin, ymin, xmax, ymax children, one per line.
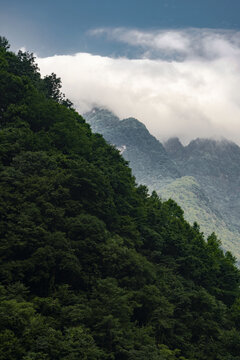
<box><xmin>161</xmin><ymin>176</ymin><xmax>240</xmax><ymax>259</ymax></box>
<box><xmin>164</xmin><ymin>137</ymin><xmax>240</xmax><ymax>234</ymax></box>
<box><xmin>1</xmin><ymin>38</ymin><xmax>240</xmax><ymax>360</ymax></box>
<box><xmin>85</xmin><ymin>108</ymin><xmax>240</xmax><ymax>260</ymax></box>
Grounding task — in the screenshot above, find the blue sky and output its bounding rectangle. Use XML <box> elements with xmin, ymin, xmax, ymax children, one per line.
<box><xmin>1</xmin><ymin>0</ymin><xmax>240</xmax><ymax>56</ymax></box>
<box><xmin>2</xmin><ymin>0</ymin><xmax>240</xmax><ymax>143</ymax></box>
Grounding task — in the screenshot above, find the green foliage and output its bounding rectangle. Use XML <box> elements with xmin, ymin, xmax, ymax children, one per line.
<box><xmin>0</xmin><ymin>38</ymin><xmax>240</xmax><ymax>360</ymax></box>
<box><xmin>159</xmin><ymin>176</ymin><xmax>240</xmax><ymax>261</ymax></box>
<box><xmin>42</xmin><ymin>73</ymin><xmax>73</xmax><ymax>108</ymax></box>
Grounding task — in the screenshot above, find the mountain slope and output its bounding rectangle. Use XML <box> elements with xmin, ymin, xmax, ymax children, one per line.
<box><xmin>1</xmin><ymin>39</ymin><xmax>240</xmax><ymax>360</ymax></box>
<box><xmin>86</xmin><ymin>108</ymin><xmax>240</xmax><ymax>261</ymax></box>
<box><xmin>165</xmin><ymin>137</ymin><xmax>240</xmax><ymax>233</ymax></box>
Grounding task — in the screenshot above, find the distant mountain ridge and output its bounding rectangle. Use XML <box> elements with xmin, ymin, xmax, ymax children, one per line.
<box><xmin>85</xmin><ymin>108</ymin><xmax>180</xmax><ymax>188</ymax></box>
<box><xmin>84</xmin><ymin>107</ymin><xmax>240</xmax><ymax>260</ymax></box>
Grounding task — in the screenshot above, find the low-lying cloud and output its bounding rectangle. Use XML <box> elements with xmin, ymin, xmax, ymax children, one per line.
<box><xmin>38</xmin><ymin>28</ymin><xmax>240</xmax><ymax>144</ymax></box>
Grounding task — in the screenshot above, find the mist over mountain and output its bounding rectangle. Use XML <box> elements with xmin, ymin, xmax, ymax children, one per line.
<box><xmin>37</xmin><ymin>26</ymin><xmax>240</xmax><ymax>147</ymax></box>
<box><xmin>85</xmin><ymin>107</ymin><xmax>240</xmax><ymax>260</ymax></box>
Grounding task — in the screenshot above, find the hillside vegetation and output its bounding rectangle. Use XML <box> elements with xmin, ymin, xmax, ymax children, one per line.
<box><xmin>160</xmin><ymin>176</ymin><xmax>240</xmax><ymax>259</ymax></box>
<box><xmin>1</xmin><ymin>38</ymin><xmax>240</xmax><ymax>360</ymax></box>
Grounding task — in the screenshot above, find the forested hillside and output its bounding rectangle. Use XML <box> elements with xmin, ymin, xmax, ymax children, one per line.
<box><xmin>1</xmin><ymin>37</ymin><xmax>240</xmax><ymax>360</ymax></box>
<box><xmin>161</xmin><ymin>176</ymin><xmax>240</xmax><ymax>259</ymax></box>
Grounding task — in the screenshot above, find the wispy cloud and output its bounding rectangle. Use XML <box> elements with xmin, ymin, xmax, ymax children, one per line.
<box><xmin>38</xmin><ymin>28</ymin><xmax>240</xmax><ymax>144</ymax></box>
<box><xmin>89</xmin><ymin>27</ymin><xmax>240</xmax><ymax>59</ymax></box>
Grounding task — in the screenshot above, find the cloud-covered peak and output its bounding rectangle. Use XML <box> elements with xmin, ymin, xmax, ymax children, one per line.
<box><xmin>38</xmin><ymin>28</ymin><xmax>240</xmax><ymax>145</ymax></box>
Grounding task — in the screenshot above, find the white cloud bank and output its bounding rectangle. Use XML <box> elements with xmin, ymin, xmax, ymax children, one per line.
<box><xmin>38</xmin><ymin>28</ymin><xmax>240</xmax><ymax>144</ymax></box>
